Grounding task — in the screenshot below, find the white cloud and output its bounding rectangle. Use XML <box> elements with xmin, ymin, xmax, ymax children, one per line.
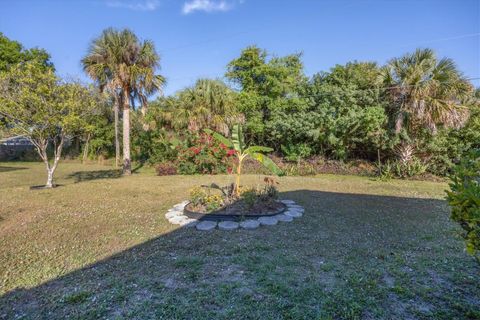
<box><xmin>182</xmin><ymin>0</ymin><xmax>232</xmax><ymax>14</ymax></box>
<box><xmin>106</xmin><ymin>0</ymin><xmax>160</xmax><ymax>11</ymax></box>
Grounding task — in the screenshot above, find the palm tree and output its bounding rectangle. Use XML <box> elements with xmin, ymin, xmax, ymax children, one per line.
<box><xmin>82</xmin><ymin>28</ymin><xmax>164</xmax><ymax>174</ymax></box>
<box><xmin>383</xmin><ymin>48</ymin><xmax>473</xmax><ymax>159</ymax></box>
<box><xmin>160</xmin><ymin>79</ymin><xmax>241</xmax><ymax>135</ymax></box>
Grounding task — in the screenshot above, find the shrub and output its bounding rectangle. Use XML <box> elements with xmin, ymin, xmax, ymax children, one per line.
<box><xmin>176</xmin><ymin>133</ymin><xmax>234</xmax><ymax>175</ymax></box>
<box><xmin>446</xmin><ymin>149</ymin><xmax>480</xmax><ymax>261</ymax></box>
<box><xmin>393</xmin><ymin>157</ymin><xmax>428</xmax><ymax>178</ymax></box>
<box><xmin>378</xmin><ymin>157</ymin><xmax>428</xmax><ymax>179</ymax></box>
<box><xmin>189</xmin><ymin>186</ymin><xmax>224</xmax><ymax>212</ymax></box>
<box><xmin>155</xmin><ymin>162</ymin><xmax>177</xmax><ymax>176</ymax></box>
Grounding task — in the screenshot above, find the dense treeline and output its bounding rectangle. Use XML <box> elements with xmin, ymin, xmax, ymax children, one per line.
<box><xmin>143</xmin><ymin>46</ymin><xmax>479</xmax><ymax>177</ymax></box>
<box><xmin>1</xmin><ymin>31</ymin><xmax>479</xmax><ymax>178</ymax></box>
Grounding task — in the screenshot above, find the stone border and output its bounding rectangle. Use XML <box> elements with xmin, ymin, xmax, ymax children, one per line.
<box><xmin>164</xmin><ymin>200</ymin><xmax>304</xmax><ymax>231</ymax></box>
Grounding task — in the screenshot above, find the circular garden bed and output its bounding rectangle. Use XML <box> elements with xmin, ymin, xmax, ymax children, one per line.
<box><xmin>165</xmin><ymin>199</ymin><xmax>305</xmax><ymax>231</ymax></box>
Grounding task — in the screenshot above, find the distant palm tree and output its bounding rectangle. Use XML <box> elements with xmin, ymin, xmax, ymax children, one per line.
<box><xmin>161</xmin><ymin>79</ymin><xmax>241</xmax><ymax>135</ymax></box>
<box><xmin>383</xmin><ymin>48</ymin><xmax>473</xmax><ymax>159</ymax></box>
<box><xmin>82</xmin><ymin>28</ymin><xmax>164</xmax><ymax>174</ymax></box>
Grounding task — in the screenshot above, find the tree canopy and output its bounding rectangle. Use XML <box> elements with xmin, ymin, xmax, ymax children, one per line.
<box><xmin>0</xmin><ymin>32</ymin><xmax>54</xmax><ymax>72</ymax></box>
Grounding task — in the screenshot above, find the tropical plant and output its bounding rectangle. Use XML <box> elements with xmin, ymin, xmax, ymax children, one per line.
<box><xmin>205</xmin><ymin>124</ymin><xmax>283</xmax><ymax>196</ymax></box>
<box><xmin>82</xmin><ymin>28</ymin><xmax>165</xmax><ymax>174</ymax></box>
<box><xmin>0</xmin><ymin>63</ymin><xmax>97</xmax><ymax>187</ymax></box>
<box><xmin>158</xmin><ymin>79</ymin><xmax>241</xmax><ymax>135</ymax></box>
<box><xmin>446</xmin><ymin>149</ymin><xmax>480</xmax><ymax>262</ymax></box>
<box><xmin>383</xmin><ymin>48</ymin><xmax>473</xmax><ymax>158</ymax></box>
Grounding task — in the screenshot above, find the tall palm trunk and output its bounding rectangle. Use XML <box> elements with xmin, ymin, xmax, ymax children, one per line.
<box><xmin>122</xmin><ymin>89</ymin><xmax>132</xmax><ymax>175</ymax></box>
<box><xmin>114</xmin><ymin>94</ymin><xmax>120</xmax><ymax>168</ymax></box>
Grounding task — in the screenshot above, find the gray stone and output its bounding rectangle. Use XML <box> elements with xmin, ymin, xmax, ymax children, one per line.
<box><xmin>288</xmin><ymin>208</ymin><xmax>304</xmax><ymax>214</ymax></box>
<box><xmin>165</xmin><ymin>211</ymin><xmax>182</xmax><ymax>219</ymax></box>
<box><xmin>196</xmin><ymin>221</ymin><xmax>217</xmax><ymax>231</ymax></box>
<box><xmin>173</xmin><ymin>203</ymin><xmax>187</xmax><ymax>211</ymax></box>
<box><xmin>287</xmin><ymin>205</ymin><xmax>304</xmax><ymax>211</ymax></box>
<box><xmin>279</xmin><ymin>199</ymin><xmax>296</xmax><ymax>205</ymax></box>
<box><xmin>179</xmin><ymin>219</ymin><xmax>198</xmax><ymax>227</ymax></box>
<box><xmin>275</xmin><ymin>214</ymin><xmax>294</xmax><ymax>222</ymax></box>
<box><xmin>258</xmin><ymin>216</ymin><xmax>278</xmax><ymax>226</ymax></box>
<box><xmin>218</xmin><ymin>221</ymin><xmax>239</xmax><ymax>230</ymax></box>
<box><xmin>284</xmin><ymin>210</ymin><xmax>303</xmax><ymax>218</ymax></box>
<box><xmin>240</xmin><ymin>219</ymin><xmax>260</xmax><ymax>229</ymax></box>
<box><xmin>168</xmin><ymin>215</ymin><xmax>188</xmax><ymax>225</ymax></box>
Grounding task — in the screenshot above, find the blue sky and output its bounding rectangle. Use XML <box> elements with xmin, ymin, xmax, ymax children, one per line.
<box><xmin>1</xmin><ymin>0</ymin><xmax>479</xmax><ymax>95</ymax></box>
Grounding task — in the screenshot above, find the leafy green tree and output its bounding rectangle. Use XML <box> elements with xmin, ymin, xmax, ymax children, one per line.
<box><xmin>0</xmin><ymin>32</ymin><xmax>53</xmax><ymax>72</ymax></box>
<box><xmin>206</xmin><ymin>124</ymin><xmax>282</xmax><ymax>196</ymax></box>
<box><xmin>304</xmin><ymin>62</ymin><xmax>388</xmax><ymax>160</ymax></box>
<box><xmin>0</xmin><ymin>63</ymin><xmax>97</xmax><ymax>187</ymax></box>
<box><xmin>81</xmin><ymin>94</ymin><xmax>115</xmax><ymax>161</ymax></box>
<box><xmin>226</xmin><ymin>46</ymin><xmax>307</xmax><ymax>144</ymax></box>
<box><xmin>383</xmin><ymin>48</ymin><xmax>473</xmax><ymax>160</ymax></box>
<box><xmin>82</xmin><ymin>28</ymin><xmax>165</xmax><ymax>174</ymax></box>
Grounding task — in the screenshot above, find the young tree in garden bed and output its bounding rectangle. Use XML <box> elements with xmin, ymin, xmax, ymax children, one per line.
<box><xmin>205</xmin><ymin>124</ymin><xmax>283</xmax><ymax>197</ymax></box>
<box><xmin>0</xmin><ymin>62</ymin><xmax>97</xmax><ymax>188</ymax></box>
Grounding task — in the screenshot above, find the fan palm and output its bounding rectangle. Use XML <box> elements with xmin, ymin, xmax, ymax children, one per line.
<box><xmin>82</xmin><ymin>28</ymin><xmax>165</xmax><ymax>174</ymax></box>
<box><xmin>383</xmin><ymin>48</ymin><xmax>472</xmax><ymax>135</ymax></box>
<box><xmin>161</xmin><ymin>79</ymin><xmax>241</xmax><ymax>135</ymax></box>
<box><xmin>383</xmin><ymin>48</ymin><xmax>473</xmax><ymax>160</ymax></box>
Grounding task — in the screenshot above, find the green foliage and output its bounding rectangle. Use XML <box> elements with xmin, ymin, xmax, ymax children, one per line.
<box><xmin>0</xmin><ymin>62</ymin><xmax>98</xmax><ymax>186</ymax></box>
<box><xmin>446</xmin><ymin>149</ymin><xmax>480</xmax><ymax>261</ymax></box>
<box><xmin>378</xmin><ymin>157</ymin><xmax>427</xmax><ymax>179</ymax></box>
<box><xmin>0</xmin><ymin>32</ymin><xmax>54</xmax><ymax>72</ymax></box>
<box><xmin>281</xmin><ymin>143</ymin><xmax>312</xmax><ymax>162</ymax></box>
<box><xmin>422</xmin><ymin>106</ymin><xmax>480</xmax><ymax>175</ymax></box>
<box><xmin>176</xmin><ymin>133</ymin><xmax>233</xmax><ymax>175</ymax></box>
<box><xmin>189</xmin><ymin>186</ymin><xmax>224</xmax><ymax>212</ymax></box>
<box><xmin>153</xmin><ymin>79</ymin><xmax>240</xmax><ymax>135</ymax></box>
<box><xmin>206</xmin><ymin>124</ymin><xmax>282</xmax><ymax>195</ymax></box>
<box><xmin>82</xmin><ymin>94</ymin><xmax>115</xmax><ymax>159</ymax></box>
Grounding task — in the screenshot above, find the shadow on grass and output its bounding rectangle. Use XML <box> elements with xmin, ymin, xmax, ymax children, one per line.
<box><xmin>0</xmin><ymin>166</ymin><xmax>28</xmax><ymax>173</ymax></box>
<box><xmin>67</xmin><ymin>169</ymin><xmax>123</xmax><ymax>183</ymax></box>
<box><xmin>0</xmin><ymin>190</ymin><xmax>478</xmax><ymax>319</ymax></box>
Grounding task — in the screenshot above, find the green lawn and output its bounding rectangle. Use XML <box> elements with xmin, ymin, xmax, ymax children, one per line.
<box><xmin>0</xmin><ymin>162</ymin><xmax>478</xmax><ymax>319</ymax></box>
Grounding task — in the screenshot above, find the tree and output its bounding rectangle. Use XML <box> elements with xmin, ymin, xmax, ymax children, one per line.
<box><xmin>383</xmin><ymin>48</ymin><xmax>473</xmax><ymax>160</ymax></box>
<box><xmin>291</xmin><ymin>62</ymin><xmax>388</xmax><ymax>160</ymax></box>
<box><xmin>0</xmin><ymin>63</ymin><xmax>97</xmax><ymax>188</ymax></box>
<box><xmin>0</xmin><ymin>32</ymin><xmax>53</xmax><ymax>72</ymax></box>
<box><xmin>206</xmin><ymin>124</ymin><xmax>282</xmax><ymax>197</ymax></box>
<box><xmin>82</xmin><ymin>28</ymin><xmax>165</xmax><ymax>174</ymax></box>
<box><xmin>159</xmin><ymin>78</ymin><xmax>241</xmax><ymax>135</ymax></box>
<box><xmin>226</xmin><ymin>46</ymin><xmax>306</xmax><ymax>144</ymax></box>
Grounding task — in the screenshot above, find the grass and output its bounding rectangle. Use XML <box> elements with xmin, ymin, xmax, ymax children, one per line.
<box><xmin>0</xmin><ymin>161</ymin><xmax>479</xmax><ymax>319</ymax></box>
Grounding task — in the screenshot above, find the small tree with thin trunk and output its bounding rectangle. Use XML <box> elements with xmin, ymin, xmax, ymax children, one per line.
<box><xmin>0</xmin><ymin>63</ymin><xmax>97</xmax><ymax>188</ymax></box>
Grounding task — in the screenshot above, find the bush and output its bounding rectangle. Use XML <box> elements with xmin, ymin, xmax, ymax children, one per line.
<box><xmin>446</xmin><ymin>149</ymin><xmax>480</xmax><ymax>261</ymax></box>
<box><xmin>379</xmin><ymin>157</ymin><xmax>428</xmax><ymax>179</ymax></box>
<box><xmin>189</xmin><ymin>186</ymin><xmax>224</xmax><ymax>212</ymax></box>
<box><xmin>176</xmin><ymin>133</ymin><xmax>234</xmax><ymax>175</ymax></box>
<box><xmin>155</xmin><ymin>162</ymin><xmax>177</xmax><ymax>176</ymax></box>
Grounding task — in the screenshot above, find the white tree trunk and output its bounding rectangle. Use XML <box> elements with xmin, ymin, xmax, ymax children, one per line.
<box><xmin>46</xmin><ymin>167</ymin><xmax>54</xmax><ymax>188</ymax></box>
